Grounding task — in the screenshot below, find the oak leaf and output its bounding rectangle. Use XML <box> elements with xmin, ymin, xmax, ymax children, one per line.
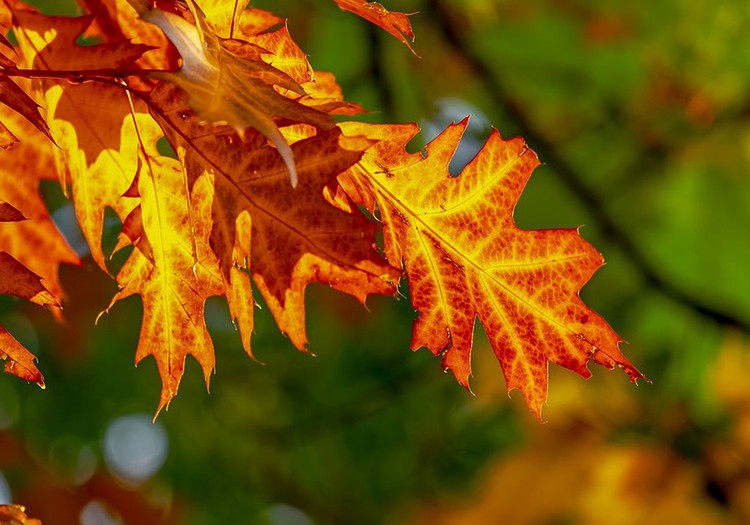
<box><xmin>338</xmin><ymin>119</ymin><xmax>644</xmax><ymax>417</ymax></box>
<box><xmin>0</xmin><ymin>74</ymin><xmax>53</xmax><ymax>142</ymax></box>
<box><xmin>0</xmin><ymin>4</ymin><xmax>53</xmax><ymax>142</ymax></box>
<box><xmin>143</xmin><ymin>1</ymin><xmax>333</xmax><ymax>186</ymax></box>
<box><xmin>0</xmin><ymin>206</ymin><xmax>57</xmax><ymax>387</ymax></box>
<box><xmin>332</xmin><ymin>0</ymin><xmax>417</xmax><ymax>54</ymax></box>
<box><xmin>102</xmin><ymin>153</ymin><xmax>224</xmax><ymax>414</ymax></box>
<box><xmin>148</xmin><ymin>82</ymin><xmax>398</xmax><ymax>354</ymax></box>
<box><xmin>9</xmin><ymin>3</ymin><xmax>150</xmax><ymax>72</ymax></box>
<box><xmin>10</xmin><ymin>7</ymin><xmax>153</xmax><ymax>270</ymax></box>
<box><xmin>0</xmin><ymin>105</ymin><xmax>79</xmax><ymax>301</ymax></box>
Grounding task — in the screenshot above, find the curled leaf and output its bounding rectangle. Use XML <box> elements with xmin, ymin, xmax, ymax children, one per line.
<box><xmin>143</xmin><ymin>1</ymin><xmax>333</xmax><ymax>186</ymax></box>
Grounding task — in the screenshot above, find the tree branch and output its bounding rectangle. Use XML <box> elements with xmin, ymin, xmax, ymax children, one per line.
<box><xmin>429</xmin><ymin>0</ymin><xmax>750</xmax><ymax>332</ymax></box>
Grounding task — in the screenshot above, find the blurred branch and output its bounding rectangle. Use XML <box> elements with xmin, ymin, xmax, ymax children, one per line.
<box><xmin>367</xmin><ymin>23</ymin><xmax>396</xmax><ymax>121</ymax></box>
<box><xmin>429</xmin><ymin>0</ymin><xmax>750</xmax><ymax>333</ymax></box>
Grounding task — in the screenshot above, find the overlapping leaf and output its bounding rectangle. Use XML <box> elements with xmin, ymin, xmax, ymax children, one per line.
<box><xmin>0</xmin><ymin>0</ymin><xmax>643</xmax><ymax>416</ymax></box>
<box><xmin>10</xmin><ymin>5</ymin><xmax>152</xmax><ymax>269</ymax></box>
<box><xmin>0</xmin><ymin>202</ymin><xmax>56</xmax><ymax>388</ymax></box>
<box><xmin>149</xmin><ymin>82</ymin><xmax>398</xmax><ymax>354</ymax></box>
<box><xmin>0</xmin><ymin>105</ymin><xmax>79</xmax><ymax>300</ymax></box>
<box><xmin>0</xmin><ymin>3</ymin><xmax>53</xmax><ymax>142</ymax></box>
<box><xmin>337</xmin><ymin>120</ymin><xmax>644</xmax><ymax>416</ymax></box>
<box><xmin>143</xmin><ymin>1</ymin><xmax>333</xmax><ymax>186</ymax></box>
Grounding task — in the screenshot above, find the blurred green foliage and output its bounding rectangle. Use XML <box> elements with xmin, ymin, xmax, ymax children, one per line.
<box><xmin>2</xmin><ymin>0</ymin><xmax>750</xmax><ymax>523</ymax></box>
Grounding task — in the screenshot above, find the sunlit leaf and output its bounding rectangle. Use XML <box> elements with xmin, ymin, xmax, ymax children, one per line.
<box><xmin>338</xmin><ymin>119</ymin><xmax>643</xmax><ymax>416</ymax></box>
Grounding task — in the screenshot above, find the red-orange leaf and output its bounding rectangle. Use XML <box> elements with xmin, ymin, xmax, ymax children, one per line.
<box><xmin>1</xmin><ymin>324</ymin><xmax>44</xmax><ymax>387</ymax></box>
<box><xmin>9</xmin><ymin>4</ymin><xmax>150</xmax><ymax>72</ymax></box>
<box><xmin>11</xmin><ymin>8</ymin><xmax>154</xmax><ymax>270</ymax></box>
<box><xmin>0</xmin><ymin>199</ymin><xmax>25</xmax><ymax>221</ymax></box>
<box><xmin>0</xmin><ymin>74</ymin><xmax>53</xmax><ymax>142</ymax></box>
<box><xmin>0</xmin><ymin>251</ymin><xmax>56</xmax><ymax>387</ymax></box>
<box><xmin>338</xmin><ymin>119</ymin><xmax>644</xmax><ymax>417</ymax></box>
<box><xmin>0</xmin><ymin>251</ymin><xmax>58</xmax><ymax>308</ymax></box>
<box><xmin>0</xmin><ymin>105</ymin><xmax>80</xmax><ymax>301</ymax></box>
<box><xmin>332</xmin><ymin>0</ymin><xmax>417</xmax><ymax>54</ymax></box>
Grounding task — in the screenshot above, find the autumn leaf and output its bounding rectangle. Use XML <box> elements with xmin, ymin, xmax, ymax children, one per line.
<box><xmin>338</xmin><ymin>119</ymin><xmax>644</xmax><ymax>417</ymax></box>
<box><xmin>148</xmin><ymin>82</ymin><xmax>398</xmax><ymax>353</ymax></box>
<box><xmin>1</xmin><ymin>324</ymin><xmax>44</xmax><ymax>387</ymax></box>
<box><xmin>0</xmin><ymin>504</ymin><xmax>42</xmax><ymax>525</ymax></box>
<box><xmin>102</xmin><ymin>153</ymin><xmax>224</xmax><ymax>414</ymax></box>
<box><xmin>10</xmin><ymin>6</ymin><xmax>153</xmax><ymax>270</ymax></box>
<box><xmin>0</xmin><ymin>105</ymin><xmax>79</xmax><ymax>301</ymax></box>
<box><xmin>0</xmin><ymin>251</ymin><xmax>57</xmax><ymax>308</ymax></box>
<box><xmin>0</xmin><ymin>120</ymin><xmax>15</xmax><ymax>148</ymax></box>
<box><xmin>143</xmin><ymin>0</ymin><xmax>333</xmax><ymax>186</ymax></box>
<box><xmin>332</xmin><ymin>0</ymin><xmax>417</xmax><ymax>55</ymax></box>
<box><xmin>0</xmin><ymin>199</ymin><xmax>25</xmax><ymax>221</ymax></box>
<box><xmin>0</xmin><ymin>238</ymin><xmax>57</xmax><ymax>387</ymax></box>
<box><xmin>230</xmin><ymin>7</ymin><xmax>363</xmax><ymax>116</ymax></box>
<box><xmin>8</xmin><ymin>3</ymin><xmax>150</xmax><ymax>72</ymax></box>
<box><xmin>0</xmin><ymin>3</ymin><xmax>54</xmax><ymax>142</ymax></box>
<box><xmin>0</xmin><ymin>74</ymin><xmax>53</xmax><ymax>142</ymax></box>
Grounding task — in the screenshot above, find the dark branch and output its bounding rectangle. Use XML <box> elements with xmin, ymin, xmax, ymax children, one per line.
<box><xmin>429</xmin><ymin>0</ymin><xmax>750</xmax><ymax>332</ymax></box>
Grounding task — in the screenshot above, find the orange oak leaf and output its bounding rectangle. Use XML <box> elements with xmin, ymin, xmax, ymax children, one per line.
<box><xmin>0</xmin><ymin>199</ymin><xmax>25</xmax><ymax>221</ymax></box>
<box><xmin>0</xmin><ymin>105</ymin><xmax>79</xmax><ymax>301</ymax></box>
<box><xmin>143</xmin><ymin>1</ymin><xmax>333</xmax><ymax>186</ymax></box>
<box><xmin>0</xmin><ymin>74</ymin><xmax>53</xmax><ymax>142</ymax></box>
<box><xmin>10</xmin><ymin>7</ymin><xmax>155</xmax><ymax>270</ymax></box>
<box><xmin>0</xmin><ymin>120</ymin><xmax>15</xmax><ymax>148</ymax></box>
<box><xmin>101</xmin><ymin>153</ymin><xmax>224</xmax><ymax>414</ymax></box>
<box><xmin>0</xmin><ymin>144</ymin><xmax>58</xmax><ymax>389</ymax></box>
<box><xmin>148</xmin><ymin>82</ymin><xmax>398</xmax><ymax>354</ymax></box>
<box><xmin>337</xmin><ymin>119</ymin><xmax>644</xmax><ymax>417</ymax></box>
<box><xmin>231</xmin><ymin>8</ymin><xmax>363</xmax><ymax>116</ymax></box>
<box><xmin>0</xmin><ymin>4</ymin><xmax>54</xmax><ymax>142</ymax></box>
<box><xmin>236</xmin><ymin>10</ymin><xmax>312</xmax><ymax>85</ymax></box>
<box><xmin>0</xmin><ymin>251</ymin><xmax>58</xmax><ymax>308</ymax></box>
<box><xmin>0</xmin><ymin>504</ymin><xmax>42</xmax><ymax>525</ymax></box>
<box><xmin>77</xmin><ymin>0</ymin><xmax>178</xmax><ymax>72</ymax></box>
<box><xmin>0</xmin><ymin>250</ymin><xmax>57</xmax><ymax>388</ymax></box>
<box><xmin>332</xmin><ymin>0</ymin><xmax>417</xmax><ymax>55</ymax></box>
<box><xmin>8</xmin><ymin>3</ymin><xmax>150</xmax><ymax>72</ymax></box>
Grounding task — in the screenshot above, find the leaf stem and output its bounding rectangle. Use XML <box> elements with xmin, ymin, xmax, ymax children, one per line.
<box><xmin>0</xmin><ymin>66</ymin><xmax>167</xmax><ymax>80</ymax></box>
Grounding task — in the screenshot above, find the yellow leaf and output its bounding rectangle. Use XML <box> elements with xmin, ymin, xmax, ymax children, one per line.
<box><xmin>102</xmin><ymin>154</ymin><xmax>223</xmax><ymax>414</ymax></box>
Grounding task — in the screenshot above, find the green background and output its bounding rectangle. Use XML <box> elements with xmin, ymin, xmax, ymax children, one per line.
<box><xmin>2</xmin><ymin>0</ymin><xmax>750</xmax><ymax>523</ymax></box>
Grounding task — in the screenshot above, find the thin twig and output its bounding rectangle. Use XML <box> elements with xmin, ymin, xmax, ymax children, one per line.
<box><xmin>429</xmin><ymin>0</ymin><xmax>750</xmax><ymax>332</ymax></box>
<box><xmin>0</xmin><ymin>66</ymin><xmax>163</xmax><ymax>79</ymax></box>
